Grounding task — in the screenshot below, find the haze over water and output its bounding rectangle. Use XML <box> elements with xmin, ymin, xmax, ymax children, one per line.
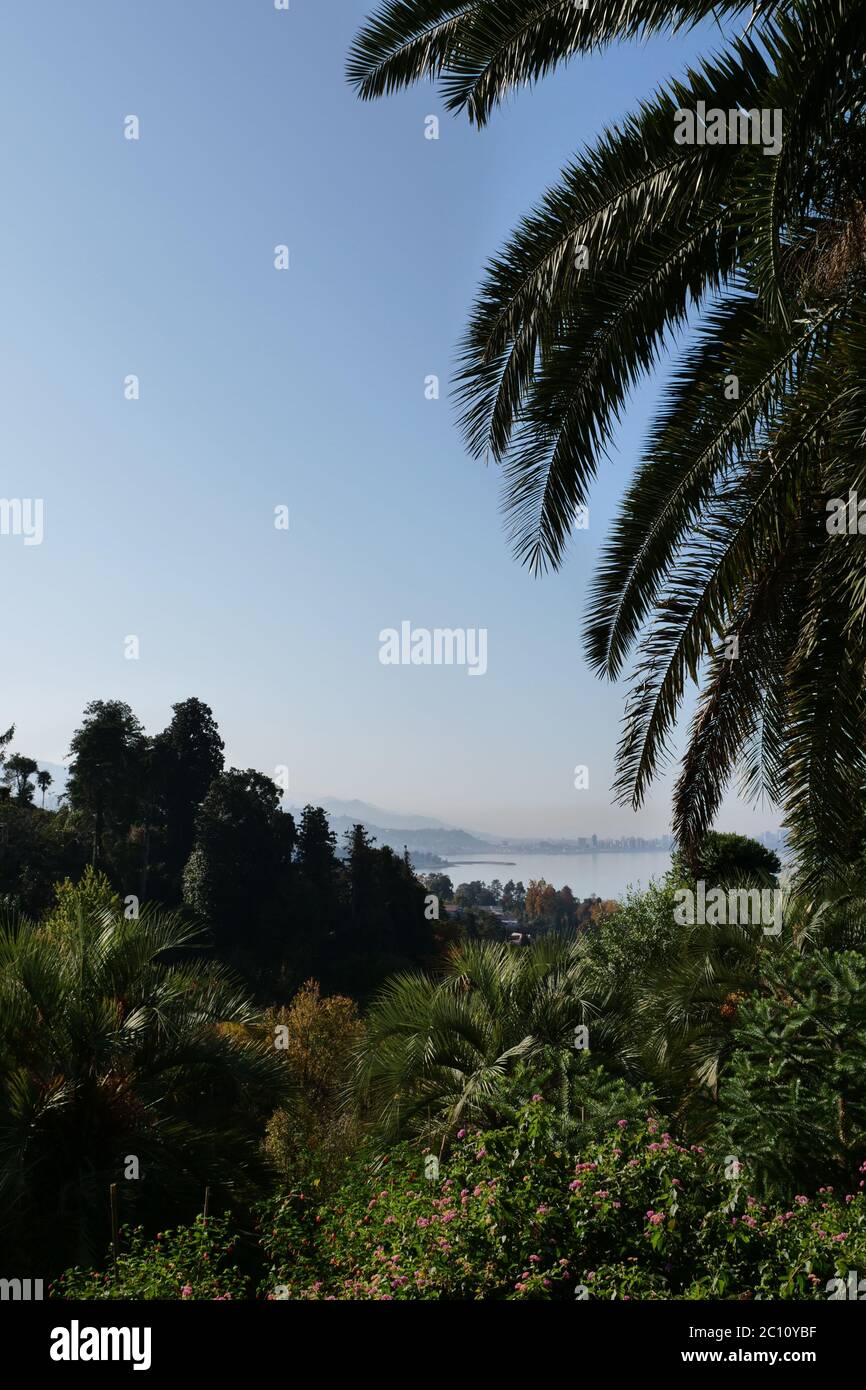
<box><xmin>439</xmin><ymin>850</ymin><xmax>673</xmax><ymax>898</ymax></box>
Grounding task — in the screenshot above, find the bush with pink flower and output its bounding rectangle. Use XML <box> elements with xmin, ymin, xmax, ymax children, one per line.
<box><xmin>257</xmin><ymin>1103</ymin><xmax>866</xmax><ymax>1300</ymax></box>
<box><xmin>54</xmin><ymin>1215</ymin><xmax>247</xmax><ymax>1301</ymax></box>
<box><xmin>53</xmin><ymin>1115</ymin><xmax>866</xmax><ymax>1299</ymax></box>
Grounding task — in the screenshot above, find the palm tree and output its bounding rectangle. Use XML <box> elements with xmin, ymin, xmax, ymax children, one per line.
<box><xmin>350</xmin><ymin>2</ymin><xmax>866</xmax><ymax>884</ymax></box>
<box><xmin>36</xmin><ymin>768</ymin><xmax>53</xmax><ymax>808</ymax></box>
<box><xmin>628</xmin><ymin>881</ymin><xmax>866</xmax><ymax>1130</ymax></box>
<box><xmin>353</xmin><ymin>936</ymin><xmax>599</xmax><ymax>1144</ymax></box>
<box><xmin>0</xmin><ymin>874</ymin><xmax>288</xmax><ymax>1273</ymax></box>
<box><xmin>631</xmin><ymin>914</ymin><xmax>789</xmax><ymax>1127</ymax></box>
<box><xmin>348</xmin><ymin>1</ymin><xmax>735</xmax><ymax>120</ymax></box>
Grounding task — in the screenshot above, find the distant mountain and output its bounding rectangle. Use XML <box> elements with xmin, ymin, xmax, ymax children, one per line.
<box><xmin>325</xmin><ymin>816</ymin><xmax>491</xmax><ymax>856</ymax></box>
<box><xmin>23</xmin><ymin>764</ymin><xmax>781</xmax><ymax>857</ymax></box>
<box><xmin>288</xmin><ymin>798</ymin><xmax>454</xmax><ymax>833</ymax></box>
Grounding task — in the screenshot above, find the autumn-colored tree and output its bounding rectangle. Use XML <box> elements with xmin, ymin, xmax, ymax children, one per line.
<box><xmin>263</xmin><ymin>980</ymin><xmax>364</xmax><ymax>1190</ymax></box>
<box><xmin>525</xmin><ymin>879</ymin><xmax>559</xmax><ymax>925</ymax></box>
<box><xmin>589</xmin><ymin>899</ymin><xmax>619</xmax><ymax>926</ymax></box>
<box><xmin>523</xmin><ymin>878</ymin><xmax>545</xmax><ymax>922</ymax></box>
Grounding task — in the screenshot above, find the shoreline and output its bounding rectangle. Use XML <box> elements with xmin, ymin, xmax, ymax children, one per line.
<box><xmin>441</xmin><ymin>847</ymin><xmax>674</xmax><ymax>865</ymax></box>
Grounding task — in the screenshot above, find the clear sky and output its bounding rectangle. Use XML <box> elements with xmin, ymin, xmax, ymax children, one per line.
<box><xmin>0</xmin><ymin>1</ymin><xmax>778</xmax><ymax>839</ymax></box>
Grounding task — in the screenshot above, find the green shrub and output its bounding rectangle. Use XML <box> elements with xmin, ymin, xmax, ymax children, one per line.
<box><xmin>719</xmin><ymin>951</ymin><xmax>866</xmax><ymax>1196</ymax></box>
<box><xmin>258</xmin><ymin>1104</ymin><xmax>866</xmax><ymax>1300</ymax></box>
<box><xmin>54</xmin><ymin>1215</ymin><xmax>247</xmax><ymax>1300</ymax></box>
<box><xmin>53</xmin><ymin>1109</ymin><xmax>866</xmax><ymax>1300</ymax></box>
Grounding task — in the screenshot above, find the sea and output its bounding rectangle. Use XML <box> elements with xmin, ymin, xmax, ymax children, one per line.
<box><xmin>438</xmin><ymin>850</ymin><xmax>673</xmax><ymax>900</ymax></box>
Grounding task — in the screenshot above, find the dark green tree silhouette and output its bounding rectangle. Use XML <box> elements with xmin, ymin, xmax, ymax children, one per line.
<box><xmin>296</xmin><ymin>806</ymin><xmax>338</xmax><ymax>886</ymax></box>
<box><xmin>182</xmin><ymin>770</ymin><xmax>294</xmax><ymax>973</ymax></box>
<box><xmin>4</xmin><ymin>754</ymin><xmax>38</xmax><ymax>805</ymax></box>
<box><xmin>66</xmin><ymin>701</ymin><xmax>146</xmax><ymax>862</ymax></box>
<box><xmin>36</xmin><ymin>769</ymin><xmax>53</xmax><ymax>808</ymax></box>
<box><xmin>153</xmin><ymin>698</ymin><xmax>225</xmax><ymax>881</ymax></box>
<box><xmin>671</xmin><ymin>832</ymin><xmax>781</xmax><ymax>886</ymax></box>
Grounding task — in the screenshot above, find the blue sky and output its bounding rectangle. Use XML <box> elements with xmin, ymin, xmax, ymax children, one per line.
<box><xmin>0</xmin><ymin>1</ymin><xmax>778</xmax><ymax>839</ymax></box>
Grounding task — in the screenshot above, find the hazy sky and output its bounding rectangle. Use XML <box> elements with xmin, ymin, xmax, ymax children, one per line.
<box><xmin>0</xmin><ymin>2</ymin><xmax>779</xmax><ymax>839</ymax></box>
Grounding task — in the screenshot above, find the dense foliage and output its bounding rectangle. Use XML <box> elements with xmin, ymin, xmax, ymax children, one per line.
<box><xmin>56</xmin><ymin>1216</ymin><xmax>248</xmax><ymax>1301</ymax></box>
<box><xmin>14</xmin><ymin>834</ymin><xmax>862</xmax><ymax>1299</ymax></box>
<box><xmin>9</xmin><ymin>0</ymin><xmax>866</xmax><ymax>1311</ymax></box>
<box><xmin>0</xmin><ymin>699</ymin><xmax>438</xmax><ymax>999</ymax></box>
<box><xmin>259</xmin><ymin>1105</ymin><xmax>866</xmax><ymax>1301</ymax></box>
<box><xmin>55</xmin><ymin>1105</ymin><xmax>866</xmax><ymax>1301</ymax></box>
<box><xmin>0</xmin><ymin>695</ymin><xmax>440</xmax><ymax>1277</ymax></box>
<box><xmin>3</xmin><ymin>697</ymin><xmax>864</xmax><ymax>1300</ymax></box>
<box><xmin>0</xmin><ymin>869</ymin><xmax>286</xmax><ymax>1274</ymax></box>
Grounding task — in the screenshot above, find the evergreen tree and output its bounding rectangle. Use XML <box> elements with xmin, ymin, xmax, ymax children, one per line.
<box><xmin>182</xmin><ymin>769</ymin><xmax>292</xmax><ymax>954</ymax></box>
<box><xmin>344</xmin><ymin>823</ymin><xmax>377</xmax><ymax>930</ymax></box>
<box><xmin>295</xmin><ymin>806</ymin><xmax>338</xmax><ymax>886</ymax></box>
<box><xmin>153</xmin><ymin>698</ymin><xmax>225</xmax><ymax>883</ymax></box>
<box><xmin>671</xmin><ymin>831</ymin><xmax>781</xmax><ymax>887</ymax></box>
<box><xmin>66</xmin><ymin>701</ymin><xmax>146</xmax><ymax>862</ymax></box>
